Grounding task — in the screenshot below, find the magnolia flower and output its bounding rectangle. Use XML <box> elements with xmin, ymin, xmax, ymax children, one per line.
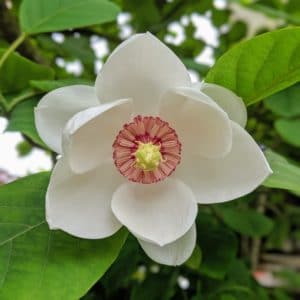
<box><xmin>35</xmin><ymin>33</ymin><xmax>272</xmax><ymax>266</ymax></box>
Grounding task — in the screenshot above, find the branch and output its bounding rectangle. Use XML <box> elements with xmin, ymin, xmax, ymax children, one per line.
<box><xmin>0</xmin><ymin>1</ymin><xmax>46</xmax><ymax>64</ymax></box>
<box><xmin>251</xmin><ymin>192</ymin><xmax>267</xmax><ymax>271</ymax></box>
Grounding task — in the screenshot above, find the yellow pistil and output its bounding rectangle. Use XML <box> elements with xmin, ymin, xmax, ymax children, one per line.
<box><xmin>135</xmin><ymin>142</ymin><xmax>162</xmax><ymax>171</ymax></box>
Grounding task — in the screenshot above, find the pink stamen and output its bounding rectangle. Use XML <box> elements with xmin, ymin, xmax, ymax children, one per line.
<box><xmin>113</xmin><ymin>116</ymin><xmax>182</xmax><ymax>184</ymax></box>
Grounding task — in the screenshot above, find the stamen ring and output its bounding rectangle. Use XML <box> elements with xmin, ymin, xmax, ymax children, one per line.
<box><xmin>112</xmin><ymin>115</ymin><xmax>182</xmax><ymax>184</ymax></box>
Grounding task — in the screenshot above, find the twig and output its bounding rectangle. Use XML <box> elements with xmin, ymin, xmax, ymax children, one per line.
<box><xmin>0</xmin><ymin>1</ymin><xmax>46</xmax><ymax>64</ymax></box>
<box><xmin>251</xmin><ymin>192</ymin><xmax>267</xmax><ymax>271</ymax></box>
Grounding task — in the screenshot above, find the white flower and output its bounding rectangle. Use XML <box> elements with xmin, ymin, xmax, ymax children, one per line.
<box><xmin>34</xmin><ymin>33</ymin><xmax>272</xmax><ymax>266</ymax></box>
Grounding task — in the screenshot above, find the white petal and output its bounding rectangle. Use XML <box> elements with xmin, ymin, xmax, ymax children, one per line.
<box><xmin>159</xmin><ymin>86</ymin><xmax>232</xmax><ymax>158</ymax></box>
<box><xmin>95</xmin><ymin>33</ymin><xmax>191</xmax><ymax>115</ymax></box>
<box><xmin>63</xmin><ymin>99</ymin><xmax>133</xmax><ymax>173</ymax></box>
<box><xmin>200</xmin><ymin>82</ymin><xmax>247</xmax><ymax>127</ymax></box>
<box><xmin>111</xmin><ymin>179</ymin><xmax>197</xmax><ymax>246</ymax></box>
<box><xmin>138</xmin><ymin>224</ymin><xmax>196</xmax><ymax>266</ymax></box>
<box><xmin>175</xmin><ymin>122</ymin><xmax>272</xmax><ymax>204</ymax></box>
<box><xmin>46</xmin><ymin>158</ymin><xmax>123</xmax><ymax>239</ymax></box>
<box><xmin>35</xmin><ymin>85</ymin><xmax>99</xmax><ymax>153</ymax></box>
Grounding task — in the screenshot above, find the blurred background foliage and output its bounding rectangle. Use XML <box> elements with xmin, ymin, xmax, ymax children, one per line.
<box><xmin>1</xmin><ymin>0</ymin><xmax>300</xmax><ymax>299</ymax></box>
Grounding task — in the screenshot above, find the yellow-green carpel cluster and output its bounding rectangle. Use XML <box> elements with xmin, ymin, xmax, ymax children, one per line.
<box><xmin>135</xmin><ymin>142</ymin><xmax>162</xmax><ymax>171</ymax></box>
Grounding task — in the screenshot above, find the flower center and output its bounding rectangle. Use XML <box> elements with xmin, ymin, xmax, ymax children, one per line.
<box><xmin>135</xmin><ymin>142</ymin><xmax>162</xmax><ymax>171</ymax></box>
<box><xmin>113</xmin><ymin>115</ymin><xmax>181</xmax><ymax>184</ymax></box>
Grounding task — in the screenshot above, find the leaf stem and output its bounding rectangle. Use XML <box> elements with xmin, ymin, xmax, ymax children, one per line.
<box><xmin>6</xmin><ymin>89</ymin><xmax>42</xmax><ymax>111</ymax></box>
<box><xmin>0</xmin><ymin>32</ymin><xmax>27</xmax><ymax>69</ymax></box>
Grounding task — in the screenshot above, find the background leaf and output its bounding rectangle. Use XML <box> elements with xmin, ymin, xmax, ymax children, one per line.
<box><xmin>0</xmin><ymin>49</ymin><xmax>54</xmax><ymax>95</ymax></box>
<box><xmin>0</xmin><ymin>173</ymin><xmax>127</xmax><ymax>300</ymax></box>
<box><xmin>185</xmin><ymin>245</ymin><xmax>202</xmax><ymax>271</ymax></box>
<box><xmin>265</xmin><ymin>84</ymin><xmax>300</xmax><ymax>118</ymax></box>
<box><xmin>20</xmin><ymin>0</ymin><xmax>120</xmax><ymax>34</ymax></box>
<box><xmin>275</xmin><ymin>119</ymin><xmax>300</xmax><ymax>147</ymax></box>
<box><xmin>263</xmin><ymin>149</ymin><xmax>300</xmax><ymax>194</ymax></box>
<box><xmin>6</xmin><ymin>97</ymin><xmax>46</xmax><ymax>147</ymax></box>
<box><xmin>218</xmin><ymin>208</ymin><xmax>274</xmax><ymax>237</ymax></box>
<box><xmin>206</xmin><ymin>28</ymin><xmax>300</xmax><ymax>105</ymax></box>
<box><xmin>197</xmin><ymin>213</ymin><xmax>238</xmax><ymax>279</ymax></box>
<box><xmin>30</xmin><ymin>79</ymin><xmax>93</xmax><ymax>92</ymax></box>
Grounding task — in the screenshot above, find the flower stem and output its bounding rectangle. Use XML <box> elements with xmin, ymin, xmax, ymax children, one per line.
<box><xmin>0</xmin><ymin>32</ymin><xmax>27</xmax><ymax>69</ymax></box>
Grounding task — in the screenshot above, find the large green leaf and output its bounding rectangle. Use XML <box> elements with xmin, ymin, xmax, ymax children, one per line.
<box><xmin>265</xmin><ymin>84</ymin><xmax>300</xmax><ymax>118</ymax></box>
<box><xmin>218</xmin><ymin>208</ymin><xmax>274</xmax><ymax>237</ymax></box>
<box><xmin>20</xmin><ymin>0</ymin><xmax>120</xmax><ymax>34</ymax></box>
<box><xmin>6</xmin><ymin>97</ymin><xmax>46</xmax><ymax>148</ymax></box>
<box><xmin>275</xmin><ymin>118</ymin><xmax>300</xmax><ymax>147</ymax></box>
<box><xmin>30</xmin><ymin>79</ymin><xmax>93</xmax><ymax>92</ymax></box>
<box><xmin>197</xmin><ymin>213</ymin><xmax>238</xmax><ymax>279</ymax></box>
<box><xmin>0</xmin><ymin>49</ymin><xmax>54</xmax><ymax>95</ymax></box>
<box><xmin>0</xmin><ymin>173</ymin><xmax>127</xmax><ymax>300</ymax></box>
<box><xmin>130</xmin><ymin>272</ymin><xmax>177</xmax><ymax>300</ymax></box>
<box><xmin>263</xmin><ymin>149</ymin><xmax>300</xmax><ymax>194</ymax></box>
<box><xmin>206</xmin><ymin>28</ymin><xmax>300</xmax><ymax>105</ymax></box>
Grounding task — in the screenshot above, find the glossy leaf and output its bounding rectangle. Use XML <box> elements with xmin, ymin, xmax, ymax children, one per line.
<box><xmin>0</xmin><ymin>49</ymin><xmax>54</xmax><ymax>95</ymax></box>
<box><xmin>206</xmin><ymin>28</ymin><xmax>300</xmax><ymax>105</ymax></box>
<box><xmin>6</xmin><ymin>97</ymin><xmax>46</xmax><ymax>148</ymax></box>
<box><xmin>130</xmin><ymin>273</ymin><xmax>177</xmax><ymax>300</ymax></box>
<box><xmin>275</xmin><ymin>119</ymin><xmax>300</xmax><ymax>147</ymax></box>
<box><xmin>0</xmin><ymin>173</ymin><xmax>127</xmax><ymax>300</ymax></box>
<box><xmin>265</xmin><ymin>84</ymin><xmax>300</xmax><ymax>118</ymax></box>
<box><xmin>197</xmin><ymin>213</ymin><xmax>238</xmax><ymax>279</ymax></box>
<box><xmin>263</xmin><ymin>149</ymin><xmax>300</xmax><ymax>194</ymax></box>
<box><xmin>30</xmin><ymin>79</ymin><xmax>93</xmax><ymax>92</ymax></box>
<box><xmin>20</xmin><ymin>0</ymin><xmax>120</xmax><ymax>34</ymax></box>
<box><xmin>219</xmin><ymin>208</ymin><xmax>274</xmax><ymax>237</ymax></box>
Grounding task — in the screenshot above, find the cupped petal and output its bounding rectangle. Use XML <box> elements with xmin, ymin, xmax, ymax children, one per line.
<box><xmin>35</xmin><ymin>85</ymin><xmax>99</xmax><ymax>153</ymax></box>
<box><xmin>138</xmin><ymin>224</ymin><xmax>196</xmax><ymax>266</ymax></box>
<box><xmin>63</xmin><ymin>99</ymin><xmax>133</xmax><ymax>173</ymax></box>
<box><xmin>111</xmin><ymin>178</ymin><xmax>197</xmax><ymax>246</ymax></box>
<box><xmin>159</xmin><ymin>87</ymin><xmax>232</xmax><ymax>158</ymax></box>
<box><xmin>175</xmin><ymin>122</ymin><xmax>272</xmax><ymax>204</ymax></box>
<box><xmin>95</xmin><ymin>32</ymin><xmax>191</xmax><ymax>115</ymax></box>
<box><xmin>200</xmin><ymin>82</ymin><xmax>247</xmax><ymax>127</ymax></box>
<box><xmin>46</xmin><ymin>158</ymin><xmax>124</xmax><ymax>239</ymax></box>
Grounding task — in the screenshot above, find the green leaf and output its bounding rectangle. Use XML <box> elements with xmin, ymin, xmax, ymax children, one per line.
<box><xmin>124</xmin><ymin>0</ymin><xmax>160</xmax><ymax>31</ymax></box>
<box><xmin>207</xmin><ymin>284</ymin><xmax>254</xmax><ymax>300</ymax></box>
<box><xmin>182</xmin><ymin>58</ymin><xmax>210</xmax><ymax>76</ymax></box>
<box><xmin>20</xmin><ymin>0</ymin><xmax>120</xmax><ymax>34</ymax></box>
<box><xmin>0</xmin><ymin>49</ymin><xmax>54</xmax><ymax>95</ymax></box>
<box><xmin>30</xmin><ymin>79</ymin><xmax>93</xmax><ymax>92</ymax></box>
<box><xmin>226</xmin><ymin>21</ymin><xmax>247</xmax><ymax>43</ymax></box>
<box><xmin>265</xmin><ymin>216</ymin><xmax>290</xmax><ymax>250</ymax></box>
<box><xmin>130</xmin><ymin>272</ymin><xmax>177</xmax><ymax>300</ymax></box>
<box><xmin>206</xmin><ymin>28</ymin><xmax>300</xmax><ymax>105</ymax></box>
<box><xmin>3</xmin><ymin>89</ymin><xmax>41</xmax><ymax>112</ymax></box>
<box><xmin>0</xmin><ymin>173</ymin><xmax>127</xmax><ymax>300</ymax></box>
<box><xmin>101</xmin><ymin>236</ymin><xmax>142</xmax><ymax>297</ymax></box>
<box><xmin>197</xmin><ymin>213</ymin><xmax>238</xmax><ymax>279</ymax></box>
<box><xmin>6</xmin><ymin>97</ymin><xmax>46</xmax><ymax>148</ymax></box>
<box><xmin>263</xmin><ymin>149</ymin><xmax>300</xmax><ymax>193</ymax></box>
<box><xmin>226</xmin><ymin>259</ymin><xmax>251</xmax><ymax>287</ymax></box>
<box><xmin>220</xmin><ymin>295</ymin><xmax>237</xmax><ymax>300</ymax></box>
<box><xmin>272</xmin><ymin>289</ymin><xmax>293</xmax><ymax>300</ymax></box>
<box><xmin>275</xmin><ymin>118</ymin><xmax>300</xmax><ymax>147</ymax></box>
<box><xmin>185</xmin><ymin>245</ymin><xmax>202</xmax><ymax>270</ymax></box>
<box><xmin>275</xmin><ymin>269</ymin><xmax>300</xmax><ymax>288</ymax></box>
<box><xmin>265</xmin><ymin>84</ymin><xmax>300</xmax><ymax>118</ymax></box>
<box><xmin>218</xmin><ymin>208</ymin><xmax>274</xmax><ymax>237</ymax></box>
<box><xmin>16</xmin><ymin>140</ymin><xmax>33</xmax><ymax>157</ymax></box>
